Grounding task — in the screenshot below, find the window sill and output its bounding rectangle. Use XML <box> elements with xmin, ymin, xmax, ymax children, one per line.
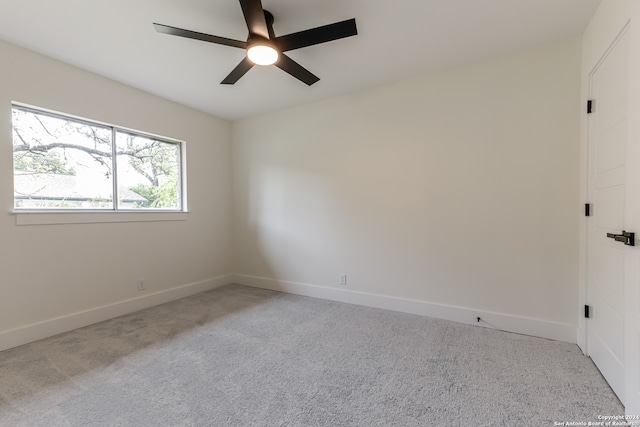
<box><xmin>12</xmin><ymin>210</ymin><xmax>189</xmax><ymax>226</ymax></box>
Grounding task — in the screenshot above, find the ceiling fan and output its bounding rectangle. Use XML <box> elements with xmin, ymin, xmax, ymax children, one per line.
<box><xmin>153</xmin><ymin>0</ymin><xmax>358</xmax><ymax>86</ymax></box>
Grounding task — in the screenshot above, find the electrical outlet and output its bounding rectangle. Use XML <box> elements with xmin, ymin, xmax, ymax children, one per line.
<box><xmin>137</xmin><ymin>278</ymin><xmax>147</xmax><ymax>291</ymax></box>
<box><xmin>339</xmin><ymin>273</ymin><xmax>347</xmax><ymax>286</ymax></box>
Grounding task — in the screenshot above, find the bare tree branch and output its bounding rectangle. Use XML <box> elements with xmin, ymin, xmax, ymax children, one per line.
<box><xmin>13</xmin><ymin>142</ymin><xmax>153</xmax><ymax>159</ymax></box>
<box><xmin>12</xmin><ymin>126</ymin><xmax>32</xmax><ymax>148</ymax></box>
<box><xmin>34</xmin><ymin>115</ymin><xmax>58</xmax><ymax>139</ymax></box>
<box><xmin>13</xmin><ymin>142</ymin><xmax>111</xmax><ymax>157</ymax></box>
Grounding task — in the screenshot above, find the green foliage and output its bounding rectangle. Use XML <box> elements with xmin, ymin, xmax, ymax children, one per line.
<box><xmin>131</xmin><ymin>177</ymin><xmax>178</xmax><ymax>208</ymax></box>
<box><xmin>15</xmin><ymin>198</ymin><xmax>77</xmax><ymax>209</ymax></box>
<box><xmin>14</xmin><ymin>151</ymin><xmax>76</xmax><ymax>175</ymax></box>
<box><xmin>121</xmin><ymin>136</ymin><xmax>180</xmax><ymax>208</ymax></box>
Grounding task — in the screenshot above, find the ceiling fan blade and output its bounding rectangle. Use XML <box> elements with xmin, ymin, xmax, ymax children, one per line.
<box><xmin>154</xmin><ymin>23</ymin><xmax>247</xmax><ymax>49</ymax></box>
<box><xmin>275</xmin><ymin>18</ymin><xmax>357</xmax><ymax>52</ymax></box>
<box><xmin>221</xmin><ymin>57</ymin><xmax>254</xmax><ymax>85</ymax></box>
<box><xmin>275</xmin><ymin>54</ymin><xmax>320</xmax><ymax>86</ymax></box>
<box><xmin>239</xmin><ymin>0</ymin><xmax>270</xmax><ymax>39</ymax></box>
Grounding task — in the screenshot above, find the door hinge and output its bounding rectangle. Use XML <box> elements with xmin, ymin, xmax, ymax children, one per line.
<box><xmin>585</xmin><ymin>203</ymin><xmax>590</xmax><ymax>217</ymax></box>
<box><xmin>585</xmin><ymin>305</ymin><xmax>591</xmax><ymax>319</ymax></box>
<box><xmin>587</xmin><ymin>100</ymin><xmax>593</xmax><ymax>114</ymax></box>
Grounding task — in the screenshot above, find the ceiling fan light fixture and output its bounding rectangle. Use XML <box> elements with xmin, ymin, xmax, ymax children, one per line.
<box><xmin>247</xmin><ymin>44</ymin><xmax>278</xmax><ymax>66</ymax></box>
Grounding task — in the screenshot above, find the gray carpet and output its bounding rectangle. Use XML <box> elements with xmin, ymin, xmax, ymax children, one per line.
<box><xmin>0</xmin><ymin>284</ymin><xmax>624</xmax><ymax>426</ymax></box>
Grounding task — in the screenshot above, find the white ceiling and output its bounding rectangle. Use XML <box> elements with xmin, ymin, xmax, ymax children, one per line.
<box><xmin>0</xmin><ymin>0</ymin><xmax>601</xmax><ymax>121</ymax></box>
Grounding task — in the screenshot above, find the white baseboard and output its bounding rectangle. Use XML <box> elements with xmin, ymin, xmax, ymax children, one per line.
<box><xmin>1</xmin><ymin>273</ymin><xmax>577</xmax><ymax>352</ymax></box>
<box><xmin>0</xmin><ymin>274</ymin><xmax>233</xmax><ymax>352</ymax></box>
<box><xmin>233</xmin><ymin>274</ymin><xmax>577</xmax><ymax>343</ymax></box>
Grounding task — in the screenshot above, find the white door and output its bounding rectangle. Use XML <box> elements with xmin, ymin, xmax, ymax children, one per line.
<box><xmin>587</xmin><ymin>27</ymin><xmax>630</xmax><ymax>404</ymax></box>
<box><xmin>624</xmin><ymin>4</ymin><xmax>640</xmax><ymax>416</ymax></box>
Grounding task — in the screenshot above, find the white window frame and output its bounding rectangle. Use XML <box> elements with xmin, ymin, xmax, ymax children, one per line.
<box><xmin>11</xmin><ymin>103</ymin><xmax>189</xmax><ymax>225</ymax></box>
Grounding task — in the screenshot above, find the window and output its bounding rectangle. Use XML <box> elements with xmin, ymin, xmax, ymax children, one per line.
<box><xmin>12</xmin><ymin>105</ymin><xmax>184</xmax><ymax>211</ymax></box>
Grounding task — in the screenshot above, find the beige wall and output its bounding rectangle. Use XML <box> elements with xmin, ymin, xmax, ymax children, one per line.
<box><xmin>0</xmin><ymin>40</ymin><xmax>233</xmax><ymax>338</ymax></box>
<box><xmin>0</xmin><ymin>34</ymin><xmax>585</xmax><ymax>346</ymax></box>
<box><xmin>233</xmin><ymin>37</ymin><xmax>581</xmax><ymax>330</ymax></box>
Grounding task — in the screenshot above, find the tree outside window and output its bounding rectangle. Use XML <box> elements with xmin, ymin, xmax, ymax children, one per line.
<box><xmin>12</xmin><ymin>106</ymin><xmax>183</xmax><ymax>210</ymax></box>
